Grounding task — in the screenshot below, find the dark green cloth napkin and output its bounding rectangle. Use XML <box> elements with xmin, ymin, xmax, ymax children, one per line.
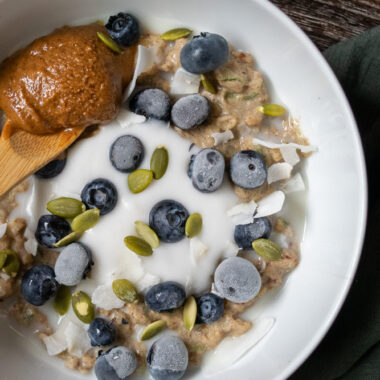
<box><xmin>290</xmin><ymin>26</ymin><xmax>380</xmax><ymax>380</ymax></box>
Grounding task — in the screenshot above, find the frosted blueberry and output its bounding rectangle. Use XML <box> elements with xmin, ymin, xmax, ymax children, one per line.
<box><xmin>109</xmin><ymin>135</ymin><xmax>144</xmax><ymax>173</ymax></box>
<box><xmin>145</xmin><ymin>281</ymin><xmax>186</xmax><ymax>312</ymax></box>
<box><xmin>54</xmin><ymin>243</ymin><xmax>93</xmax><ymax>286</ymax></box>
<box><xmin>147</xmin><ymin>335</ymin><xmax>188</xmax><ymax>380</ymax></box>
<box><xmin>214</xmin><ymin>256</ymin><xmax>261</xmax><ymax>303</ymax></box>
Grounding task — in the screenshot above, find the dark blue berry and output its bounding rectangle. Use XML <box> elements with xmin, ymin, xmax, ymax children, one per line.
<box><xmin>88</xmin><ymin>318</ymin><xmax>117</xmax><ymax>347</ymax></box>
<box><xmin>105</xmin><ymin>13</ymin><xmax>139</xmax><ymax>47</ymax></box>
<box><xmin>35</xmin><ymin>214</ymin><xmax>71</xmax><ymax>248</ymax></box>
<box><xmin>21</xmin><ymin>265</ymin><xmax>58</xmax><ymax>306</ymax></box>
<box><xmin>129</xmin><ymin>88</ymin><xmax>171</xmax><ymax>121</ymax></box>
<box><xmin>196</xmin><ymin>293</ymin><xmax>224</xmax><ymax>324</ymax></box>
<box><xmin>180</xmin><ymin>32</ymin><xmax>229</xmax><ymax>74</ymax></box>
<box><xmin>81</xmin><ymin>178</ymin><xmax>118</xmax><ymax>215</ymax></box>
<box><xmin>109</xmin><ymin>135</ymin><xmax>144</xmax><ymax>173</ymax></box>
<box><xmin>171</xmin><ymin>94</ymin><xmax>210</xmax><ymax>130</ymax></box>
<box><xmin>145</xmin><ymin>281</ymin><xmax>186</xmax><ymax>312</ymax></box>
<box><xmin>229</xmin><ymin>150</ymin><xmax>267</xmax><ymax>189</ymax></box>
<box><xmin>147</xmin><ymin>336</ymin><xmax>188</xmax><ymax>380</ymax></box>
<box><xmin>95</xmin><ymin>346</ymin><xmax>137</xmax><ymax>380</ymax></box>
<box><xmin>35</xmin><ymin>157</ymin><xmax>66</xmax><ymax>179</ymax></box>
<box><xmin>234</xmin><ymin>217</ymin><xmax>272</xmax><ymax>249</ymax></box>
<box><xmin>188</xmin><ymin>148</ymin><xmax>225</xmax><ymax>193</ymax></box>
<box><xmin>149</xmin><ymin>200</ymin><xmax>189</xmax><ymax>243</ymax></box>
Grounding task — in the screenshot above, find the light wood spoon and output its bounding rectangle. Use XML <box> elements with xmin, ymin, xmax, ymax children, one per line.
<box><xmin>0</xmin><ymin>120</ymin><xmax>85</xmax><ymax>197</ymax></box>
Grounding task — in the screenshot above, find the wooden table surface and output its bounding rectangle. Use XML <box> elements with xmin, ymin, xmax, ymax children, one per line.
<box><xmin>270</xmin><ymin>0</ymin><xmax>380</xmax><ymax>50</ymax></box>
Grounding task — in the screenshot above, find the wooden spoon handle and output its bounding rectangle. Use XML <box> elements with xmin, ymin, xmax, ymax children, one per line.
<box><xmin>0</xmin><ymin>123</ymin><xmax>85</xmax><ymax>197</ymax></box>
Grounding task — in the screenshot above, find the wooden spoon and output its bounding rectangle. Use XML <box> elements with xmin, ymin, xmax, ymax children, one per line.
<box><xmin>0</xmin><ymin>120</ymin><xmax>85</xmax><ymax>197</ymax></box>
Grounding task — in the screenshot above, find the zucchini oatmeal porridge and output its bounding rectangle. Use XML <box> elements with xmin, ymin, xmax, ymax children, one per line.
<box><xmin>0</xmin><ymin>11</ymin><xmax>316</xmax><ymax>380</ymax></box>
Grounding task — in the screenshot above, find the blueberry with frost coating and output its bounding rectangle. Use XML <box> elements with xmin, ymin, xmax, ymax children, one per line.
<box><xmin>171</xmin><ymin>94</ymin><xmax>210</xmax><ymax>130</ymax></box>
<box><xmin>35</xmin><ymin>214</ymin><xmax>71</xmax><ymax>248</ymax></box>
<box><xmin>105</xmin><ymin>12</ymin><xmax>139</xmax><ymax>47</ymax></box>
<box><xmin>145</xmin><ymin>281</ymin><xmax>186</xmax><ymax>312</ymax></box>
<box><xmin>214</xmin><ymin>256</ymin><xmax>261</xmax><ymax>303</ymax></box>
<box><xmin>147</xmin><ymin>335</ymin><xmax>188</xmax><ymax>380</ymax></box>
<box><xmin>54</xmin><ymin>243</ymin><xmax>93</xmax><ymax>286</ymax></box>
<box><xmin>109</xmin><ymin>135</ymin><xmax>144</xmax><ymax>173</ymax></box>
<box><xmin>229</xmin><ymin>150</ymin><xmax>267</xmax><ymax>189</ymax></box>
<box><xmin>188</xmin><ymin>148</ymin><xmax>225</xmax><ymax>192</ymax></box>
<box><xmin>234</xmin><ymin>217</ymin><xmax>272</xmax><ymax>249</ymax></box>
<box><xmin>129</xmin><ymin>88</ymin><xmax>171</xmax><ymax>122</ymax></box>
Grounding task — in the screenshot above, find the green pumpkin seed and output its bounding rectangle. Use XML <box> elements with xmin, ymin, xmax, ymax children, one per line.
<box><xmin>135</xmin><ymin>221</ymin><xmax>159</xmax><ymax>248</ymax></box>
<box><xmin>257</xmin><ymin>104</ymin><xmax>286</xmax><ymax>117</ymax></box>
<box><xmin>140</xmin><ymin>320</ymin><xmax>166</xmax><ymax>341</ymax></box>
<box><xmin>161</xmin><ymin>28</ymin><xmax>192</xmax><ymax>41</ymax></box>
<box><xmin>97</xmin><ymin>32</ymin><xmax>122</xmax><ymax>53</ymax></box>
<box><xmin>185</xmin><ymin>213</ymin><xmax>202</xmax><ymax>238</ymax></box>
<box><xmin>252</xmin><ymin>238</ymin><xmax>283</xmax><ymax>261</ymax></box>
<box><xmin>72</xmin><ymin>291</ymin><xmax>94</xmax><ymax>324</ymax></box>
<box><xmin>0</xmin><ymin>250</ymin><xmax>20</xmax><ymax>277</ymax></box>
<box><xmin>0</xmin><ymin>250</ymin><xmax>10</xmax><ymax>269</ymax></box>
<box><xmin>53</xmin><ymin>231</ymin><xmax>83</xmax><ymax>248</ymax></box>
<box><xmin>150</xmin><ymin>146</ymin><xmax>169</xmax><ymax>180</ymax></box>
<box><xmin>112</xmin><ymin>279</ymin><xmax>139</xmax><ymax>303</ymax></box>
<box><xmin>71</xmin><ymin>208</ymin><xmax>100</xmax><ymax>232</ymax></box>
<box><xmin>47</xmin><ymin>197</ymin><xmax>86</xmax><ymax>218</ymax></box>
<box><xmin>128</xmin><ymin>169</ymin><xmax>153</xmax><ymax>194</ymax></box>
<box><xmin>200</xmin><ymin>74</ymin><xmax>216</xmax><ymax>94</ymax></box>
<box><xmin>54</xmin><ymin>285</ymin><xmax>71</xmax><ymax>316</ymax></box>
<box><xmin>124</xmin><ymin>235</ymin><xmax>153</xmax><ymax>256</ymax></box>
<box><xmin>183</xmin><ymin>296</ymin><xmax>197</xmax><ymax>331</ymax></box>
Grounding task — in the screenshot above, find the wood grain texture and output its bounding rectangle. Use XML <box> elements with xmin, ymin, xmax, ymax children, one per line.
<box><xmin>270</xmin><ymin>0</ymin><xmax>380</xmax><ymax>50</ymax></box>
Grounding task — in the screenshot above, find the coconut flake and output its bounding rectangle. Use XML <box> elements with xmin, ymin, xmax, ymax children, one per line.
<box><xmin>64</xmin><ymin>321</ymin><xmax>91</xmax><ymax>357</ymax></box>
<box><xmin>24</xmin><ymin>227</ymin><xmax>38</xmax><ymax>256</ymax></box>
<box><xmin>223</xmin><ymin>240</ymin><xmax>240</xmax><ymax>258</ymax></box>
<box><xmin>43</xmin><ymin>331</ymin><xmax>68</xmax><ymax>356</ymax></box>
<box><xmin>116</xmin><ymin>108</ymin><xmax>146</xmax><ymax>128</ymax></box>
<box><xmin>254</xmin><ymin>191</ymin><xmax>285</xmax><ymax>218</ymax></box>
<box><xmin>0</xmin><ymin>223</ymin><xmax>7</xmax><ymax>238</ymax></box>
<box><xmin>92</xmin><ymin>283</ymin><xmax>124</xmax><ymax>310</ymax></box>
<box><xmin>270</xmin><ymin>232</ymin><xmax>289</xmax><ymax>249</ymax></box>
<box><xmin>282</xmin><ymin>173</ymin><xmax>306</xmax><ymax>194</ymax></box>
<box><xmin>280</xmin><ymin>145</ymin><xmax>300</xmax><ymax>165</ymax></box>
<box><xmin>0</xmin><ymin>272</ymin><xmax>10</xmax><ymax>280</ymax></box>
<box><xmin>137</xmin><ymin>272</ymin><xmax>161</xmax><ymax>292</ymax></box>
<box><xmin>267</xmin><ymin>162</ymin><xmax>293</xmax><ymax>184</ymax></box>
<box><xmin>227</xmin><ymin>200</ymin><xmax>257</xmax><ymax>225</ymax></box>
<box><xmin>211</xmin><ymin>130</ymin><xmax>234</xmax><ymax>146</ymax></box>
<box><xmin>190</xmin><ymin>237</ymin><xmax>209</xmax><ymax>264</ymax></box>
<box><xmin>170</xmin><ymin>68</ymin><xmax>201</xmax><ymax>95</ymax></box>
<box><xmin>123</xmin><ymin>45</ymin><xmax>157</xmax><ymax>101</ymax></box>
<box><xmin>202</xmin><ymin>317</ymin><xmax>275</xmax><ymax>375</ymax></box>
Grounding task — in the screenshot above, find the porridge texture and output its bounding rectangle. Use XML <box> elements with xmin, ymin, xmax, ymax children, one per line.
<box><xmin>0</xmin><ymin>24</ymin><xmax>308</xmax><ymax>377</ymax></box>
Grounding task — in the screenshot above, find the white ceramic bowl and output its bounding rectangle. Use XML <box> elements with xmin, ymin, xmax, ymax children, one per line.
<box><xmin>0</xmin><ymin>0</ymin><xmax>367</xmax><ymax>379</ymax></box>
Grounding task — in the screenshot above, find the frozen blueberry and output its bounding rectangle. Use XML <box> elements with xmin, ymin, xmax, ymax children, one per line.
<box><xmin>234</xmin><ymin>217</ymin><xmax>272</xmax><ymax>249</ymax></box>
<box><xmin>214</xmin><ymin>257</ymin><xmax>261</xmax><ymax>303</ymax></box>
<box><xmin>145</xmin><ymin>281</ymin><xmax>186</xmax><ymax>312</ymax></box>
<box><xmin>171</xmin><ymin>94</ymin><xmax>210</xmax><ymax>130</ymax></box>
<box><xmin>35</xmin><ymin>157</ymin><xmax>66</xmax><ymax>179</ymax></box>
<box><xmin>110</xmin><ymin>135</ymin><xmax>144</xmax><ymax>173</ymax></box>
<box><xmin>188</xmin><ymin>148</ymin><xmax>225</xmax><ymax>193</ymax></box>
<box><xmin>88</xmin><ymin>318</ymin><xmax>117</xmax><ymax>347</ymax></box>
<box><xmin>129</xmin><ymin>88</ymin><xmax>171</xmax><ymax>122</ymax></box>
<box><xmin>147</xmin><ymin>335</ymin><xmax>188</xmax><ymax>380</ymax></box>
<box><xmin>196</xmin><ymin>293</ymin><xmax>224</xmax><ymax>324</ymax></box>
<box><xmin>95</xmin><ymin>346</ymin><xmax>137</xmax><ymax>380</ymax></box>
<box><xmin>81</xmin><ymin>178</ymin><xmax>118</xmax><ymax>215</ymax></box>
<box><xmin>149</xmin><ymin>200</ymin><xmax>189</xmax><ymax>243</ymax></box>
<box><xmin>229</xmin><ymin>150</ymin><xmax>267</xmax><ymax>189</ymax></box>
<box><xmin>21</xmin><ymin>265</ymin><xmax>58</xmax><ymax>306</ymax></box>
<box><xmin>105</xmin><ymin>12</ymin><xmax>139</xmax><ymax>47</ymax></box>
<box><xmin>35</xmin><ymin>214</ymin><xmax>71</xmax><ymax>248</ymax></box>
<box><xmin>180</xmin><ymin>32</ymin><xmax>229</xmax><ymax>74</ymax></box>
<box><xmin>54</xmin><ymin>243</ymin><xmax>93</xmax><ymax>286</ymax></box>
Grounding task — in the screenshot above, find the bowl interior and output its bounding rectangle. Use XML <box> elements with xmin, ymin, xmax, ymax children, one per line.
<box><xmin>0</xmin><ymin>0</ymin><xmax>367</xmax><ymax>379</ymax></box>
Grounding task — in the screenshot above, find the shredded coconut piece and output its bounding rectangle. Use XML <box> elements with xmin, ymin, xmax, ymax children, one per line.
<box><xmin>255</xmin><ymin>191</ymin><xmax>285</xmax><ymax>218</ymax></box>
<box><xmin>116</xmin><ymin>108</ymin><xmax>146</xmax><ymax>128</ymax></box>
<box><xmin>267</xmin><ymin>162</ymin><xmax>293</xmax><ymax>184</ymax></box>
<box><xmin>92</xmin><ymin>283</ymin><xmax>124</xmax><ymax>310</ymax></box>
<box><xmin>223</xmin><ymin>240</ymin><xmax>240</xmax><ymax>258</ymax></box>
<box><xmin>270</xmin><ymin>232</ymin><xmax>289</xmax><ymax>249</ymax></box>
<box><xmin>123</xmin><ymin>45</ymin><xmax>157</xmax><ymax>101</ymax></box>
<box><xmin>227</xmin><ymin>200</ymin><xmax>257</xmax><ymax>225</ymax></box>
<box><xmin>64</xmin><ymin>321</ymin><xmax>91</xmax><ymax>357</ymax></box>
<box><xmin>0</xmin><ymin>223</ymin><xmax>7</xmax><ymax>238</ymax></box>
<box><xmin>211</xmin><ymin>130</ymin><xmax>234</xmax><ymax>146</ymax></box>
<box><xmin>283</xmin><ymin>173</ymin><xmax>306</xmax><ymax>194</ymax></box>
<box><xmin>0</xmin><ymin>272</ymin><xmax>10</xmax><ymax>280</ymax></box>
<box><xmin>280</xmin><ymin>146</ymin><xmax>300</xmax><ymax>166</ymax></box>
<box><xmin>137</xmin><ymin>272</ymin><xmax>161</xmax><ymax>291</ymax></box>
<box><xmin>24</xmin><ymin>227</ymin><xmax>38</xmax><ymax>256</ymax></box>
<box><xmin>43</xmin><ymin>330</ymin><xmax>68</xmax><ymax>356</ymax></box>
<box><xmin>170</xmin><ymin>68</ymin><xmax>201</xmax><ymax>95</ymax></box>
<box><xmin>190</xmin><ymin>237</ymin><xmax>209</xmax><ymax>263</ymax></box>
